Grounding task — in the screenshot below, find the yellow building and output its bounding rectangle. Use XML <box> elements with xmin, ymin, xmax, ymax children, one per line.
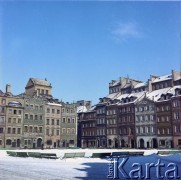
<box><xmin>5</xmin><ymin>96</ymin><xmax>24</xmax><ymax>148</ymax></box>
<box><xmin>45</xmin><ymin>102</ymin><xmax>62</xmax><ymax>148</ymax></box>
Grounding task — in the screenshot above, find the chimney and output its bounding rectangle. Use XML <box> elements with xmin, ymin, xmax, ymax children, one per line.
<box><xmin>6</xmin><ymin>84</ymin><xmax>11</xmax><ymax>93</ymax></box>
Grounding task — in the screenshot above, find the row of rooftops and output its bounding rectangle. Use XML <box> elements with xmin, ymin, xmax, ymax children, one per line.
<box><xmin>82</xmin><ymin>85</ymin><xmax>181</xmax><ymax>113</ymax></box>
<box><xmin>109</xmin><ymin>70</ymin><xmax>181</xmax><ymax>88</ymax></box>
<box><xmin>87</xmin><ymin>84</ymin><xmax>180</xmax><ymax>112</ymax></box>
<box><xmin>1</xmin><ymin>70</ymin><xmax>181</xmax><ymax>114</ymax></box>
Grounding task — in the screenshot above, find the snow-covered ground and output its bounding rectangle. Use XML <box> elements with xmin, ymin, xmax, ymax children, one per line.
<box><xmin>0</xmin><ymin>149</ymin><xmax>180</xmax><ymax>180</ymax></box>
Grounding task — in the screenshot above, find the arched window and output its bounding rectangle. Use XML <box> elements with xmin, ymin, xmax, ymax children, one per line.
<box><xmin>6</xmin><ymin>139</ymin><xmax>12</xmax><ymax>145</ymax></box>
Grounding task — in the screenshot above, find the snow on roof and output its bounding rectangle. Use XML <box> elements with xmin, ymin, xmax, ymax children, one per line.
<box><xmin>128</xmin><ymin>91</ymin><xmax>146</xmax><ymax>101</ymax></box>
<box><xmin>117</xmin><ymin>91</ymin><xmax>145</xmax><ymax>105</ymax></box>
<box><xmin>106</xmin><ymin>93</ymin><xmax>119</xmax><ymax>99</ymax></box>
<box><xmin>167</xmin><ymin>85</ymin><xmax>181</xmax><ymax>94</ymax></box>
<box><xmin>147</xmin><ymin>87</ymin><xmax>171</xmax><ymax>101</ymax></box>
<box><xmin>134</xmin><ymin>82</ymin><xmax>147</xmax><ymax>89</ymax></box>
<box><xmin>47</xmin><ymin>102</ymin><xmax>62</xmax><ymax>107</ymax></box>
<box><xmin>112</xmin><ymin>80</ymin><xmax>120</xmax><ymax>86</ymax></box>
<box><xmin>116</xmin><ymin>93</ymin><xmax>130</xmax><ymax>100</ymax></box>
<box><xmin>175</xmin><ymin>76</ymin><xmax>181</xmax><ymax>81</ymax></box>
<box><xmin>152</xmin><ymin>74</ymin><xmax>172</xmax><ymax>83</ymax></box>
<box><xmin>86</xmin><ymin>105</ymin><xmax>96</xmax><ymax>112</ymax></box>
<box><xmin>77</xmin><ymin>106</ymin><xmax>87</xmax><ymax>113</ymax></box>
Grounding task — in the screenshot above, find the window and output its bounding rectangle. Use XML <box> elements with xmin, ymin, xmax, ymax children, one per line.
<box><xmin>47</xmin><ymin>108</ymin><xmax>50</xmax><ymax>113</ymax></box>
<box><xmin>46</xmin><ymin>119</ymin><xmax>49</xmax><ymax>125</ymax></box>
<box><xmin>71</xmin><ymin>128</ymin><xmax>75</xmax><ymax>134</ymax></box>
<box><xmin>35</xmin><ymin>105</ymin><xmax>38</xmax><ymax>110</ymax></box>
<box><xmin>166</xmin><ymin>105</ymin><xmax>170</xmax><ymax>111</ymax></box>
<box><xmin>24</xmin><ymin>140</ymin><xmax>28</xmax><ymax>145</ymax></box>
<box><xmin>56</xmin><ymin>130</ymin><xmax>59</xmax><ymax>135</ymax></box>
<box><xmin>46</xmin><ymin>90</ymin><xmax>48</xmax><ymax>95</ymax></box>
<box><xmin>34</xmin><ymin>127</ymin><xmax>38</xmax><ymax>133</ymax></box>
<box><xmin>8</xmin><ymin>109</ymin><xmax>12</xmax><ymax>114</ymax></box>
<box><xmin>46</xmin><ymin>129</ymin><xmax>49</xmax><ymax>135</ymax></box>
<box><xmin>142</xmin><ymin>127</ymin><xmax>145</xmax><ymax>133</ymax></box>
<box><xmin>6</xmin><ymin>139</ymin><xmax>12</xmax><ymax>145</ymax></box>
<box><xmin>39</xmin><ymin>127</ymin><xmax>42</xmax><ymax>133</ymax></box>
<box><xmin>0</xmin><ymin>107</ymin><xmax>5</xmax><ymax>113</ymax></box>
<box><xmin>160</xmin><ymin>140</ymin><xmax>165</xmax><ymax>146</ymax></box>
<box><xmin>17</xmin><ymin>128</ymin><xmax>21</xmax><ymax>134</ymax></box>
<box><xmin>18</xmin><ymin>110</ymin><xmax>21</xmax><ymax>114</ymax></box>
<box><xmin>0</xmin><ymin>117</ymin><xmax>4</xmax><ymax>123</ymax></box>
<box><xmin>72</xmin><ymin>119</ymin><xmax>75</xmax><ymax>123</ymax></box>
<box><xmin>62</xmin><ymin>118</ymin><xmax>66</xmax><ymax>123</ymax></box>
<box><xmin>40</xmin><ymin>115</ymin><xmax>43</xmax><ymax>120</ymax></box>
<box><xmin>67</xmin><ymin>109</ymin><xmax>69</xmax><ymax>113</ymax></box>
<box><xmin>0</xmin><ymin>140</ymin><xmax>2</xmax><ymax>145</ymax></box>
<box><xmin>57</xmin><ymin>109</ymin><xmax>60</xmax><ymax>114</ymax></box>
<box><xmin>24</xmin><ymin>126</ymin><xmax>28</xmax><ymax>132</ymax></box>
<box><xmin>173</xmin><ymin>100</ymin><xmax>180</xmax><ymax>107</ymax></box>
<box><xmin>2</xmin><ymin>99</ymin><xmax>5</xmax><ymax>105</ymax></box>
<box><xmin>147</xmin><ymin>127</ymin><xmax>150</xmax><ymax>133</ymax></box>
<box><xmin>140</xmin><ymin>116</ymin><xmax>143</xmax><ymax>121</ymax></box>
<box><xmin>52</xmin><ymin>109</ymin><xmax>55</xmax><ymax>113</ymax></box>
<box><xmin>166</xmin><ymin>116</ymin><xmax>169</xmax><ymax>122</ymax></box>
<box><xmin>12</xmin><ymin>128</ymin><xmax>16</xmax><ymax>134</ymax></box>
<box><xmin>157</xmin><ymin>117</ymin><xmax>160</xmax><ymax>122</ymax></box>
<box><xmin>178</xmin><ymin>139</ymin><xmax>181</xmax><ymax>146</ymax></box>
<box><xmin>35</xmin><ymin>115</ymin><xmax>38</xmax><ymax>120</ymax></box>
<box><xmin>8</xmin><ymin>118</ymin><xmax>11</xmax><ymax>123</ymax></box>
<box><xmin>150</xmin><ymin>115</ymin><xmax>154</xmax><ymax>121</ymax></box>
<box><xmin>25</xmin><ymin>114</ymin><xmax>28</xmax><ymax>119</ymax></box>
<box><xmin>18</xmin><ymin>118</ymin><xmax>21</xmax><ymax>123</ymax></box>
<box><xmin>40</xmin><ymin>106</ymin><xmax>43</xmax><ymax>110</ymax></box>
<box><xmin>145</xmin><ymin>115</ymin><xmax>148</xmax><ymax>121</ymax></box>
<box><xmin>68</xmin><ymin>118</ymin><xmax>70</xmax><ymax>123</ymax></box>
<box><xmin>13</xmin><ymin>118</ymin><xmax>16</xmax><ymax>123</ymax></box>
<box><xmin>30</xmin><ymin>115</ymin><xmax>33</xmax><ymax>120</ymax></box>
<box><xmin>14</xmin><ymin>110</ymin><xmax>17</xmax><ymax>114</ymax></box>
<box><xmin>0</xmin><ymin>128</ymin><xmax>3</xmax><ymax>133</ymax></box>
<box><xmin>30</xmin><ymin>104</ymin><xmax>34</xmax><ymax>109</ymax></box>
<box><xmin>52</xmin><ymin>119</ymin><xmax>54</xmax><ymax>125</ymax></box>
<box><xmin>136</xmin><ymin>127</ymin><xmax>139</xmax><ymax>134</ymax></box>
<box><xmin>174</xmin><ymin>112</ymin><xmax>180</xmax><ymax>120</ymax></box>
<box><xmin>29</xmin><ymin>126</ymin><xmax>33</xmax><ymax>133</ymax></box>
<box><xmin>62</xmin><ymin>108</ymin><xmax>65</xmax><ymax>113</ymax></box>
<box><xmin>62</xmin><ymin>128</ymin><xmax>66</xmax><ymax>134</ymax></box>
<box><xmin>57</xmin><ymin>120</ymin><xmax>59</xmax><ymax>125</ymax></box>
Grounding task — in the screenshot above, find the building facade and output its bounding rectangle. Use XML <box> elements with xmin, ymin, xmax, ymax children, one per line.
<box><xmin>172</xmin><ymin>87</ymin><xmax>181</xmax><ymax>148</ymax></box>
<box><xmin>45</xmin><ymin>102</ymin><xmax>62</xmax><ymax>148</ymax></box>
<box><xmin>61</xmin><ymin>102</ymin><xmax>77</xmax><ymax>147</ymax></box>
<box><xmin>5</xmin><ymin>96</ymin><xmax>24</xmax><ymax>148</ymax></box>
<box><xmin>0</xmin><ymin>91</ymin><xmax>6</xmax><ymax>148</ymax></box>
<box><xmin>81</xmin><ymin>106</ymin><xmax>96</xmax><ymax>148</ymax></box>
<box><xmin>22</xmin><ymin>96</ymin><xmax>45</xmax><ymax>149</ymax></box>
<box><xmin>135</xmin><ymin>97</ymin><xmax>157</xmax><ymax>149</ymax></box>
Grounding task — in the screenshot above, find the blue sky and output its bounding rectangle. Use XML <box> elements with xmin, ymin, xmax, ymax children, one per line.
<box><xmin>0</xmin><ymin>1</ymin><xmax>180</xmax><ymax>104</ymax></box>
